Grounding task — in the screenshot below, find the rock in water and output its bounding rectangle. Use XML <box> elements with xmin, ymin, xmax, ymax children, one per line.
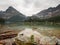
<box><xmin>16</xmin><ymin>28</ymin><xmax>59</xmax><ymax>45</ymax></box>
<box><xmin>17</xmin><ymin>28</ymin><xmax>43</xmax><ymax>44</ymax></box>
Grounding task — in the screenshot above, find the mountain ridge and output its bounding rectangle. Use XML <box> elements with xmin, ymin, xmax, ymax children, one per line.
<box><xmin>0</xmin><ymin>6</ymin><xmax>26</xmax><ymax>23</ymax></box>
<box><xmin>31</xmin><ymin>4</ymin><xmax>60</xmax><ymax>19</ymax></box>
<box><xmin>0</xmin><ymin>4</ymin><xmax>60</xmax><ymax>23</ymax></box>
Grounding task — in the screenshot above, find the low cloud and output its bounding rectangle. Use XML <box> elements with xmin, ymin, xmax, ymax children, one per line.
<box><xmin>0</xmin><ymin>0</ymin><xmax>60</xmax><ymax>16</ymax></box>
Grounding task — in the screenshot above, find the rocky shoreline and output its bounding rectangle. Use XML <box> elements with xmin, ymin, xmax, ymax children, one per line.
<box><xmin>0</xmin><ymin>28</ymin><xmax>60</xmax><ymax>45</ymax></box>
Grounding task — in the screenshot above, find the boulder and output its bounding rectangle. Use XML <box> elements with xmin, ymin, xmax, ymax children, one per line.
<box><xmin>16</xmin><ymin>28</ymin><xmax>59</xmax><ymax>45</ymax></box>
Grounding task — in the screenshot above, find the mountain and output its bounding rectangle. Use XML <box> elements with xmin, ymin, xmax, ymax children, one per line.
<box><xmin>31</xmin><ymin>4</ymin><xmax>60</xmax><ymax>19</ymax></box>
<box><xmin>0</xmin><ymin>6</ymin><xmax>26</xmax><ymax>23</ymax></box>
<box><xmin>0</xmin><ymin>4</ymin><xmax>60</xmax><ymax>23</ymax></box>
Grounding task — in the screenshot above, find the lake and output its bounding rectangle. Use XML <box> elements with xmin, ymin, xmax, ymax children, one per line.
<box><xmin>7</xmin><ymin>24</ymin><xmax>60</xmax><ymax>39</ymax></box>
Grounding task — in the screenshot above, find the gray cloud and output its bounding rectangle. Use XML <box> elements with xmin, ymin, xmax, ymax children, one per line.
<box><xmin>0</xmin><ymin>0</ymin><xmax>16</xmax><ymax>10</ymax></box>
<box><xmin>0</xmin><ymin>0</ymin><xmax>60</xmax><ymax>16</ymax></box>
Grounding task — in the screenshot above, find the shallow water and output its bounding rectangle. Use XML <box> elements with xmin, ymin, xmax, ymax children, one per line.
<box><xmin>8</xmin><ymin>25</ymin><xmax>60</xmax><ymax>30</ymax></box>
<box><xmin>7</xmin><ymin>24</ymin><xmax>60</xmax><ymax>39</ymax></box>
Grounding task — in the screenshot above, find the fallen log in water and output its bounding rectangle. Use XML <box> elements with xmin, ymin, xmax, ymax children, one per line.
<box><xmin>0</xmin><ymin>31</ymin><xmax>17</xmax><ymax>40</ymax></box>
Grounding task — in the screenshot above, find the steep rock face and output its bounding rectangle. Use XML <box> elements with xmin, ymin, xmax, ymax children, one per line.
<box><xmin>32</xmin><ymin>4</ymin><xmax>60</xmax><ymax>19</ymax></box>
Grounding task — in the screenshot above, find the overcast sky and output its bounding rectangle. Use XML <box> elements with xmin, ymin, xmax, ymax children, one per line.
<box><xmin>0</xmin><ymin>0</ymin><xmax>60</xmax><ymax>16</ymax></box>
